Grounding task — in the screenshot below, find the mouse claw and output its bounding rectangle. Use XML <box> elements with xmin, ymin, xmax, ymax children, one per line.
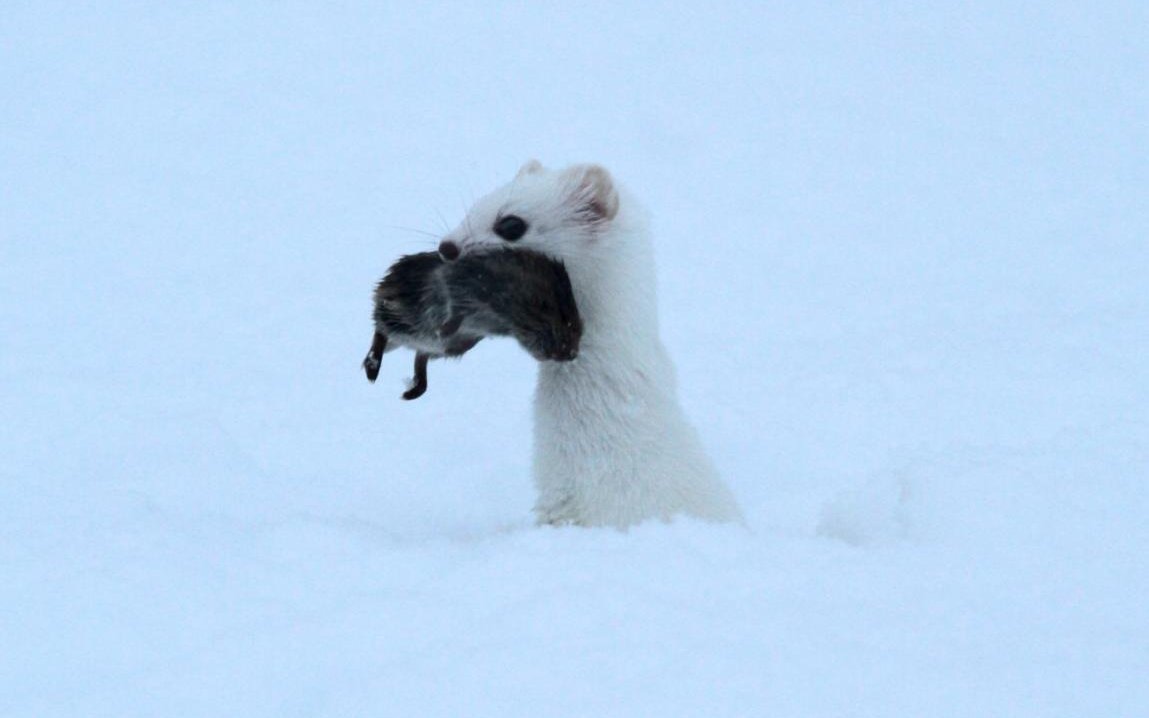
<box><xmin>402</xmin><ymin>384</ymin><xmax>427</xmax><ymax>400</ymax></box>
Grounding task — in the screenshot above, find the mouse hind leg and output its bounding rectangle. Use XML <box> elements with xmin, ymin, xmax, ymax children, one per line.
<box><xmin>363</xmin><ymin>331</ymin><xmax>388</xmax><ymax>382</ymax></box>
<box><xmin>402</xmin><ymin>352</ymin><xmax>431</xmax><ymax>400</ymax></box>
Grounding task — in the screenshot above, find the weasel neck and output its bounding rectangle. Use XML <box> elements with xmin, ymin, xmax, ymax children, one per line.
<box><xmin>563</xmin><ymin>237</ymin><xmax>664</xmax><ymax>366</ymax></box>
<box><xmin>537</xmin><ymin>244</ymin><xmax>678</xmax><ymax>411</ymax></box>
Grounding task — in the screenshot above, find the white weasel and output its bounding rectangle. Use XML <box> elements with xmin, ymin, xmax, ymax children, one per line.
<box><xmin>439</xmin><ymin>161</ymin><xmax>742</xmax><ymax>528</ymax></box>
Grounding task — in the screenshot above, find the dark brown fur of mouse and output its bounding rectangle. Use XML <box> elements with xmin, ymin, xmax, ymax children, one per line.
<box><xmin>363</xmin><ymin>248</ymin><xmax>582</xmax><ymax>399</ymax></box>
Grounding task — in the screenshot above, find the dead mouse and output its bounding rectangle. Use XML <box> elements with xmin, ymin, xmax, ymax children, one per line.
<box><xmin>363</xmin><ymin>248</ymin><xmax>581</xmax><ymax>400</ymax></box>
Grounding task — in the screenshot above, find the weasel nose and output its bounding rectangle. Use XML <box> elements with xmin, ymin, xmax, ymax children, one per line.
<box><xmin>438</xmin><ymin>240</ymin><xmax>460</xmax><ymax>261</ymax></box>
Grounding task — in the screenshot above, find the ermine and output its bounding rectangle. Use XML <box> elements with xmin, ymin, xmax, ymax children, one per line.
<box><xmin>437</xmin><ymin>160</ymin><xmax>742</xmax><ymax>528</ymax></box>
<box><xmin>364</xmin><ymin>248</ymin><xmax>582</xmax><ymax>399</ymax></box>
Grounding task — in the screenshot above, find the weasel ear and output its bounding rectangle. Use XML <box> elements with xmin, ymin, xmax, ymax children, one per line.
<box><xmin>564</xmin><ymin>164</ymin><xmax>619</xmax><ymax>222</ymax></box>
<box><xmin>517</xmin><ymin>159</ymin><xmax>544</xmax><ymax>177</ymax></box>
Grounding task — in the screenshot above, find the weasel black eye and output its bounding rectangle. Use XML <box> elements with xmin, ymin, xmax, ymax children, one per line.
<box><xmin>493</xmin><ymin>215</ymin><xmax>528</xmax><ymax>241</ymax></box>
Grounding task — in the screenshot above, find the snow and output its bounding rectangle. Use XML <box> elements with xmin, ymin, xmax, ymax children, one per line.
<box><xmin>3</xmin><ymin>3</ymin><xmax>1147</xmax><ymax>716</ymax></box>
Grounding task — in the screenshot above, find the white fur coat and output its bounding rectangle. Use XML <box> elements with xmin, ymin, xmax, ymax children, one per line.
<box><xmin>441</xmin><ymin>161</ymin><xmax>741</xmax><ymax>528</ymax></box>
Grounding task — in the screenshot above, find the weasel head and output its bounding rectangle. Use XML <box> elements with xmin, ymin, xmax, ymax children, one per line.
<box><xmin>438</xmin><ymin>161</ymin><xmax>621</xmax><ymax>266</ymax></box>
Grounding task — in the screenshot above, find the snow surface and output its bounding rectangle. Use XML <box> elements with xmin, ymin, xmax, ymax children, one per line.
<box><xmin>3</xmin><ymin>3</ymin><xmax>1148</xmax><ymax>716</ymax></box>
